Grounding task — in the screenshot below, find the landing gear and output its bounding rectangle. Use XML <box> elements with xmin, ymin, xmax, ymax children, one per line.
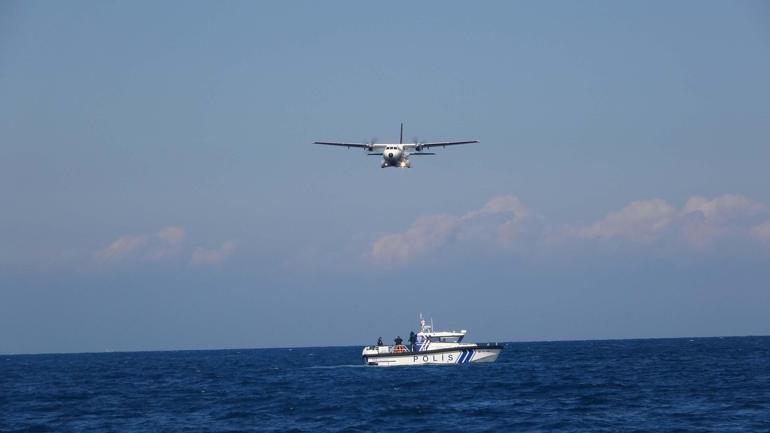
<box><xmin>382</xmin><ymin>160</ymin><xmax>410</xmax><ymax>168</ymax></box>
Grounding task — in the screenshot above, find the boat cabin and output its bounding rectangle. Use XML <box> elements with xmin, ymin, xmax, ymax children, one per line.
<box><xmin>364</xmin><ymin>315</ymin><xmax>469</xmax><ymax>354</ymax></box>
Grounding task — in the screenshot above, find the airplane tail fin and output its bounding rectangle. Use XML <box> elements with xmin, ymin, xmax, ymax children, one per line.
<box><xmin>400</xmin><ymin>123</ymin><xmax>403</xmax><ymax>144</ymax></box>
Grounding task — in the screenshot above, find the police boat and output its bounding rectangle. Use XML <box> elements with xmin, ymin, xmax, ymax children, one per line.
<box><xmin>361</xmin><ymin>315</ymin><xmax>503</xmax><ymax>367</ymax></box>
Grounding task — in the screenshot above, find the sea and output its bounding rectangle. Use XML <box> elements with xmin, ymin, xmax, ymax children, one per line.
<box><xmin>2</xmin><ymin>336</ymin><xmax>769</xmax><ymax>432</ymax></box>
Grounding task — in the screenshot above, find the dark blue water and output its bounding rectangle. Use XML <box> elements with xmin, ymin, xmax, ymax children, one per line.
<box><xmin>2</xmin><ymin>337</ymin><xmax>769</xmax><ymax>432</ymax></box>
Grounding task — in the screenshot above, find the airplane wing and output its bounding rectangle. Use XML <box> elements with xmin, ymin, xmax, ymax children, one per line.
<box><xmin>408</xmin><ymin>152</ymin><xmax>436</xmax><ymax>155</ymax></box>
<box><xmin>314</xmin><ymin>141</ymin><xmax>370</xmax><ymax>149</ymax></box>
<box><xmin>418</xmin><ymin>140</ymin><xmax>478</xmax><ymax>149</ymax></box>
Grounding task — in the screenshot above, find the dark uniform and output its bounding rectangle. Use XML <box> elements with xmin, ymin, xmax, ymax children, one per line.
<box><xmin>394</xmin><ymin>336</ymin><xmax>403</xmax><ymax>346</ymax></box>
<box><xmin>408</xmin><ymin>331</ymin><xmax>417</xmax><ymax>351</ymax></box>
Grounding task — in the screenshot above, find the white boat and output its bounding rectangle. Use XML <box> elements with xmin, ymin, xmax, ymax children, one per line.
<box><xmin>361</xmin><ymin>315</ymin><xmax>503</xmax><ymax>366</ymax></box>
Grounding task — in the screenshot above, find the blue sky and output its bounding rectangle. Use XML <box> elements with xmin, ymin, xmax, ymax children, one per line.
<box><xmin>1</xmin><ymin>1</ymin><xmax>769</xmax><ymax>354</ymax></box>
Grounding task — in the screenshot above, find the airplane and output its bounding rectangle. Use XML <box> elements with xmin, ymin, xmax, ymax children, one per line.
<box><xmin>314</xmin><ymin>123</ymin><xmax>478</xmax><ymax>168</ymax></box>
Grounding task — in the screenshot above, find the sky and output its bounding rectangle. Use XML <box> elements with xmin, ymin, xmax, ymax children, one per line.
<box><xmin>1</xmin><ymin>1</ymin><xmax>769</xmax><ymax>354</ymax></box>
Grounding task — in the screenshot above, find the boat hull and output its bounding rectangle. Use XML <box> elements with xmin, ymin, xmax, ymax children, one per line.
<box><xmin>362</xmin><ymin>345</ymin><xmax>502</xmax><ymax>367</ymax></box>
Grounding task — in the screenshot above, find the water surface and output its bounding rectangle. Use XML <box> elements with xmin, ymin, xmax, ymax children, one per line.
<box><xmin>2</xmin><ymin>337</ymin><xmax>769</xmax><ymax>432</ymax></box>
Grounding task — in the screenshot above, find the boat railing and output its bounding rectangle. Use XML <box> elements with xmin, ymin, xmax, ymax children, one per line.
<box><xmin>367</xmin><ymin>342</ymin><xmax>501</xmax><ymax>351</ymax></box>
<box><xmin>364</xmin><ymin>344</ymin><xmax>413</xmax><ymax>354</ymax></box>
<box><xmin>392</xmin><ymin>344</ymin><xmax>409</xmax><ymax>353</ymax></box>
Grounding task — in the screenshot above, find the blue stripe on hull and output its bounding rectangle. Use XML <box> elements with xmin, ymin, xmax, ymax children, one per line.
<box><xmin>456</xmin><ymin>349</ymin><xmax>474</xmax><ymax>364</ymax></box>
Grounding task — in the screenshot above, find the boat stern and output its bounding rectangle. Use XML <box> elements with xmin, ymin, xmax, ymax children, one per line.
<box><xmin>361</xmin><ymin>345</ymin><xmax>393</xmax><ymax>365</ymax></box>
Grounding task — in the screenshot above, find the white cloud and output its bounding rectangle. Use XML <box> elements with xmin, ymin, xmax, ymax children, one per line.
<box><xmin>95</xmin><ymin>234</ymin><xmax>149</xmax><ymax>261</ymax></box>
<box><xmin>369</xmin><ymin>194</ymin><xmax>770</xmax><ymax>265</ymax></box>
<box><xmin>369</xmin><ymin>196</ymin><xmax>530</xmax><ymax>263</ymax></box>
<box><xmin>95</xmin><ymin>226</ymin><xmax>236</xmax><ymax>266</ymax></box>
<box><xmin>96</xmin><ymin>226</ymin><xmax>186</xmax><ymax>262</ymax></box>
<box><xmin>157</xmin><ymin>226</ymin><xmax>186</xmax><ymax>244</ymax></box>
<box><xmin>95</xmin><ymin>226</ymin><xmax>236</xmax><ymax>265</ymax></box>
<box><xmin>370</xmin><ymin>214</ymin><xmax>457</xmax><ymax>264</ymax></box>
<box><xmin>62</xmin><ymin>194</ymin><xmax>770</xmax><ymax>271</ymax></box>
<box><xmin>190</xmin><ymin>241</ymin><xmax>236</xmax><ymax>266</ymax></box>
<box><xmin>572</xmin><ymin>198</ymin><xmax>676</xmax><ymax>242</ymax></box>
<box><xmin>556</xmin><ymin>194</ymin><xmax>770</xmax><ymax>250</ymax></box>
<box><xmin>464</xmin><ymin>196</ymin><xmax>529</xmax><ymax>220</ymax></box>
<box><xmin>679</xmin><ymin>195</ymin><xmax>768</xmax><ymax>249</ymax></box>
<box><xmin>682</xmin><ymin>194</ymin><xmax>766</xmax><ymax>223</ymax></box>
<box><xmin>144</xmin><ymin>226</ymin><xmax>187</xmax><ymax>261</ymax></box>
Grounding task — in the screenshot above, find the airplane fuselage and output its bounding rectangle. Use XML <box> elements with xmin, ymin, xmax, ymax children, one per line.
<box><xmin>381</xmin><ymin>145</ymin><xmax>410</xmax><ymax>168</ymax></box>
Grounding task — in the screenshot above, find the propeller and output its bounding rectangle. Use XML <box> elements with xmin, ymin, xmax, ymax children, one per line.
<box><xmin>413</xmin><ymin>137</ymin><xmax>425</xmax><ymax>152</ymax></box>
<box><xmin>364</xmin><ymin>137</ymin><xmax>377</xmax><ymax>152</ymax></box>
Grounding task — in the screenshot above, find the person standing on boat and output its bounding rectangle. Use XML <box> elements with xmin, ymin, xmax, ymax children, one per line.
<box><xmin>377</xmin><ymin>337</ymin><xmax>383</xmax><ymax>346</ymax></box>
<box><xmin>394</xmin><ymin>336</ymin><xmax>403</xmax><ymax>346</ymax></box>
<box><xmin>408</xmin><ymin>331</ymin><xmax>417</xmax><ymax>352</ymax></box>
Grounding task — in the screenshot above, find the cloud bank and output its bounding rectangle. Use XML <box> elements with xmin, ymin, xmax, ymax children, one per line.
<box><xmin>559</xmin><ymin>194</ymin><xmax>769</xmax><ymax>249</ymax></box>
<box><xmin>369</xmin><ymin>196</ymin><xmax>530</xmax><ymax>263</ymax></box>
<box><xmin>190</xmin><ymin>241</ymin><xmax>237</xmax><ymax>266</ymax></box>
<box><xmin>95</xmin><ymin>227</ymin><xmax>236</xmax><ymax>267</ymax></box>
<box><xmin>96</xmin><ymin>226</ymin><xmax>186</xmax><ymax>262</ymax></box>
<box><xmin>26</xmin><ymin>194</ymin><xmax>770</xmax><ymax>271</ymax></box>
<box><xmin>369</xmin><ymin>194</ymin><xmax>770</xmax><ymax>264</ymax></box>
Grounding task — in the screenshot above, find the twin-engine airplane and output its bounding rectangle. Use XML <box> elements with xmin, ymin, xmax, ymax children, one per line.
<box><xmin>314</xmin><ymin>123</ymin><xmax>478</xmax><ymax>168</ymax></box>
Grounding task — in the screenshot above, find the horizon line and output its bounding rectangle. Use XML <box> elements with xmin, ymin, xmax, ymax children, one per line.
<box><xmin>3</xmin><ymin>333</ymin><xmax>768</xmax><ymax>357</ymax></box>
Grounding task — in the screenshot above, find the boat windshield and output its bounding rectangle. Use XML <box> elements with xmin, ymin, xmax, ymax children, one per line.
<box><xmin>431</xmin><ymin>336</ymin><xmax>463</xmax><ymax>343</ymax></box>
